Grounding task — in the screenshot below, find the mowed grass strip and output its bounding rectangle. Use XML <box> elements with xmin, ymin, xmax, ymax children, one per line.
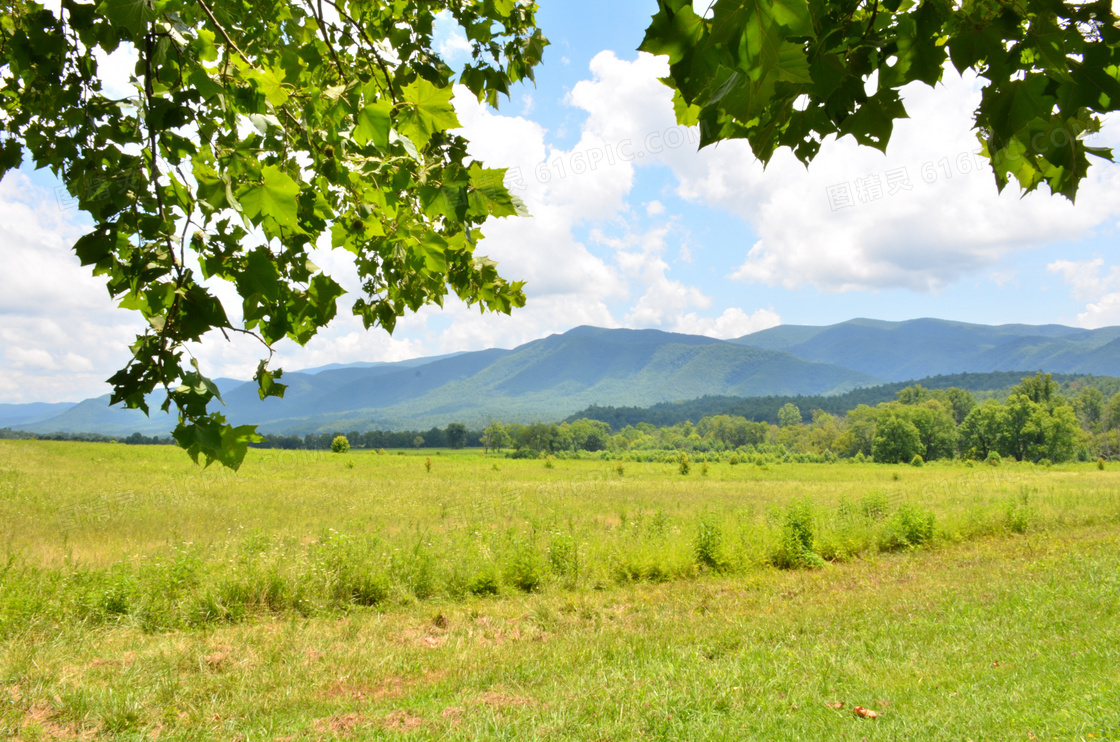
<box><xmin>2</xmin><ymin>526</ymin><xmax>1117</xmax><ymax>741</ymax></box>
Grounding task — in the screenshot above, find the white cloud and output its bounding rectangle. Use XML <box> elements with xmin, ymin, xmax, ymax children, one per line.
<box><xmin>92</xmin><ymin>44</ymin><xmax>138</xmax><ymax>101</ymax></box>
<box><xmin>645</xmin><ymin>200</ymin><xmax>665</xmax><ymax>216</ymax></box>
<box><xmin>433</xmin><ymin>11</ymin><xmax>472</xmax><ymax>64</ymax></box>
<box><xmin>591</xmin><ymin>58</ymin><xmax>1120</xmax><ymax>294</ymax></box>
<box><xmin>519</xmin><ymin>92</ymin><xmax>535</xmax><ymax>116</ymax></box>
<box><xmin>674</xmin><ymin>307</ymin><xmax>782</xmax><ymax>339</ymax></box>
<box><xmin>0</xmin><ymin>173</ymin><xmax>145</xmax><ymax>403</ymax></box>
<box><xmin>1047</xmin><ymin>258</ymin><xmax>1120</xmax><ymax>303</ymax></box>
<box><xmin>7</xmin><ymin>348</ymin><xmax>59</xmax><ymax>371</ymax></box>
<box><xmin>1047</xmin><ymin>258</ymin><xmax>1120</xmax><ymax>327</ymax></box>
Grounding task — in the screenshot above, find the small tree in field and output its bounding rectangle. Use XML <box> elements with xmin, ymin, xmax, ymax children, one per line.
<box><xmin>331</xmin><ymin>436</ymin><xmax>350</xmax><ymax>454</ymax></box>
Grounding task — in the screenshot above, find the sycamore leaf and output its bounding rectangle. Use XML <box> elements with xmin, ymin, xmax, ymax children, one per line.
<box><xmin>638</xmin><ymin>5</ymin><xmax>705</xmax><ymax>65</ymax></box>
<box><xmin>354</xmin><ymin>100</ymin><xmax>391</xmax><ymax>149</ymax></box>
<box><xmin>398</xmin><ymin>78</ymin><xmax>459</xmax><ymax>148</ymax></box>
<box><xmin>468</xmin><ymin>165</ymin><xmax>518</xmax><ymax>218</ymax></box>
<box><xmin>96</xmin><ymin>0</ymin><xmax>159</xmax><ymax>35</ymax></box>
<box><xmin>248</xmin><ymin>113</ymin><xmax>281</xmax><ymax>135</ymax></box>
<box><xmin>246</xmin><ymin>66</ymin><xmax>289</xmax><ymax>106</ymax></box>
<box><xmin>239</xmin><ymin>165</ymin><xmax>300</xmax><ymax>230</ymax></box>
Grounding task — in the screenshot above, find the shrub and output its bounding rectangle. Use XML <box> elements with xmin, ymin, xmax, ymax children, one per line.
<box><xmin>986</xmin><ymin>451</ymin><xmax>1002</xmax><ymax>466</ymax></box>
<box><xmin>860</xmin><ymin>492</ymin><xmax>890</xmax><ymax>521</ymax></box>
<box><xmin>910</xmin><ymin>454</ymin><xmax>924</xmax><ymax>467</ymax></box>
<box><xmin>878</xmin><ymin>503</ymin><xmax>935</xmax><ymax>552</ymax></box>
<box><xmin>548</xmin><ymin>531</ymin><xmax>579</xmax><ymax>581</ymax></box>
<box><xmin>505</xmin><ymin>538</ymin><xmax>543</xmax><ymax>593</ymax></box>
<box><xmin>771</xmin><ymin>500</ymin><xmax>823</xmax><ymax>569</ymax></box>
<box><xmin>315</xmin><ymin>532</ymin><xmax>388</xmax><ymax>607</ymax></box>
<box><xmin>424</xmin><ymin>456</ymin><xmax>432</xmax><ymax>473</ymax></box>
<box><xmin>330</xmin><ymin>435</ymin><xmax>350</xmax><ymax>454</ymax></box>
<box><xmin>679</xmin><ymin>453</ymin><xmax>691</xmax><ymax>475</ymax></box>
<box><xmin>1099</xmin><ymin>458</ymin><xmax>1107</xmax><ymax>470</ymax></box>
<box><xmin>694</xmin><ymin>512</ymin><xmax>726</xmax><ymax>570</ymax></box>
<box><xmin>729</xmin><ymin>454</ymin><xmax>740</xmax><ymax>465</ymax></box>
<box><xmin>1006</xmin><ymin>490</ymin><xmax>1034</xmax><ymax>534</ymax></box>
<box><xmin>701</xmin><ymin>462</ymin><xmax>710</xmax><ymax>476</ymax></box>
<box><xmin>468</xmin><ymin>566</ymin><xmax>500</xmax><ymax>596</ymax></box>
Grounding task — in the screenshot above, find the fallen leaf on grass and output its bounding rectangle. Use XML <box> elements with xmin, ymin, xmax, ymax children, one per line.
<box><xmin>853</xmin><ymin>706</ymin><xmax>879</xmax><ymax>718</ymax></box>
<box><xmin>826</xmin><ymin>701</ymin><xmax>844</xmax><ymax>710</ymax></box>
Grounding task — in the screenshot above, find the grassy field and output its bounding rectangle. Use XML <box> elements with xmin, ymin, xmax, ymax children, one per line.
<box><xmin>1</xmin><ymin>440</ymin><xmax>1119</xmax><ymax>739</ymax></box>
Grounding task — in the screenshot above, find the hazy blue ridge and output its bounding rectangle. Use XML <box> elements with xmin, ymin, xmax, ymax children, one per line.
<box><xmin>733</xmin><ymin>318</ymin><xmax>1120</xmax><ymax>380</ymax></box>
<box><xmin>17</xmin><ymin>320</ymin><xmax>1120</xmax><ymax>437</ymax></box>
<box><xmin>0</xmin><ymin>402</ymin><xmax>78</xmax><ymax>430</ymax></box>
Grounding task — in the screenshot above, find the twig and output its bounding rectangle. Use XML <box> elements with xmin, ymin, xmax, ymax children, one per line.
<box><xmin>320</xmin><ymin>0</ymin><xmax>397</xmax><ymax>102</ymax></box>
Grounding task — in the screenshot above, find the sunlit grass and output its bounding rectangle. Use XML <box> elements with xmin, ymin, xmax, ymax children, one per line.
<box><xmin>1</xmin><ymin>440</ymin><xmax>1118</xmax><ymax>738</ymax></box>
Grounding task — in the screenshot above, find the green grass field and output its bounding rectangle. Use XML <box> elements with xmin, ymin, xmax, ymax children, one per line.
<box><xmin>1</xmin><ymin>440</ymin><xmax>1118</xmax><ymax>739</ymax></box>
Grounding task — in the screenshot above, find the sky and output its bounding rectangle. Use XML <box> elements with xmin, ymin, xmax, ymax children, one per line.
<box><xmin>3</xmin><ymin>0</ymin><xmax>1120</xmax><ymax>405</ymax></box>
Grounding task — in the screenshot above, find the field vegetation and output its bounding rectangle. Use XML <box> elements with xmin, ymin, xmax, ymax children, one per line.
<box><xmin>1</xmin><ymin>439</ymin><xmax>1118</xmax><ymax>738</ymax></box>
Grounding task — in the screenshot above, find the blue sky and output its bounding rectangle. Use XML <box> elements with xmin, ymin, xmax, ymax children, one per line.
<box><xmin>2</xmin><ymin>0</ymin><xmax>1120</xmax><ymax>404</ymax></box>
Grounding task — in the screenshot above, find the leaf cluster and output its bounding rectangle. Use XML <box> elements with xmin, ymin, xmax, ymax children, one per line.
<box><xmin>641</xmin><ymin>0</ymin><xmax>1120</xmax><ymax>199</ymax></box>
<box><xmin>1</xmin><ymin>0</ymin><xmax>546</xmax><ymax>467</ymax></box>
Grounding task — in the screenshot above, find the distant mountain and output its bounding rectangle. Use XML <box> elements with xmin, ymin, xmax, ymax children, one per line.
<box><xmin>733</xmin><ymin>318</ymin><xmax>1120</xmax><ymax>381</ymax></box>
<box><xmin>20</xmin><ymin>327</ymin><xmax>877</xmax><ymax>436</ymax></box>
<box><xmin>17</xmin><ymin>319</ymin><xmax>1120</xmax><ymax>437</ymax></box>
<box><xmin>0</xmin><ymin>402</ymin><xmax>77</xmax><ymax>430</ymax></box>
<box><xmin>295</xmin><ymin>352</ymin><xmax>468</xmax><ymax>375</ymax></box>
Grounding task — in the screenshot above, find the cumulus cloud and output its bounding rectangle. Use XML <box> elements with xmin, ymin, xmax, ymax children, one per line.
<box><xmin>0</xmin><ymin>173</ymin><xmax>145</xmax><ymax>403</ymax></box>
<box><xmin>586</xmin><ymin>55</ymin><xmax>1120</xmax><ymax>294</ymax></box>
<box><xmin>674</xmin><ymin>307</ymin><xmax>782</xmax><ymax>339</ymax></box>
<box><xmin>433</xmin><ymin>11</ymin><xmax>473</xmax><ymax>65</ymax></box>
<box><xmin>1047</xmin><ymin>258</ymin><xmax>1120</xmax><ymax>327</ymax></box>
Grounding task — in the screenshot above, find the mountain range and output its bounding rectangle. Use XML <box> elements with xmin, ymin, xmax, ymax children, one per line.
<box><xmin>8</xmin><ymin>318</ymin><xmax>1120</xmax><ymax>436</ymax></box>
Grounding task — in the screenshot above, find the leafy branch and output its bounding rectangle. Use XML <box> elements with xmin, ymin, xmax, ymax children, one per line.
<box><xmin>1</xmin><ymin>0</ymin><xmax>547</xmax><ymax>469</ymax></box>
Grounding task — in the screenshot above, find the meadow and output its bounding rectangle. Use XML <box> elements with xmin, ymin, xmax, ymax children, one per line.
<box><xmin>1</xmin><ymin>439</ymin><xmax>1118</xmax><ymax>739</ymax></box>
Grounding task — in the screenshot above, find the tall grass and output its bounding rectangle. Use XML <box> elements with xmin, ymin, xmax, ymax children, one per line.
<box><xmin>1</xmin><ymin>440</ymin><xmax>1119</xmax><ymax>635</ymax></box>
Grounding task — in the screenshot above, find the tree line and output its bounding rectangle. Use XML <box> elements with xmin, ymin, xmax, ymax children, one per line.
<box><xmin>6</xmin><ymin>373</ymin><xmax>1116</xmax><ymax>464</ymax></box>
<box><xmin>485</xmin><ymin>374</ymin><xmax>1120</xmax><ymax>464</ymax></box>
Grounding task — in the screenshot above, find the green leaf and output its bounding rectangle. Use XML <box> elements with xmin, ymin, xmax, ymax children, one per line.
<box><xmin>248</xmin><ymin>113</ymin><xmax>281</xmax><ymax>135</ymax></box>
<box><xmin>838</xmin><ymin>91</ymin><xmax>908</xmax><ymax>151</ymax></box>
<box><xmin>639</xmin><ymin>5</ymin><xmax>705</xmax><ymax>65</ymax></box>
<box><xmin>245</xmin><ymin>65</ymin><xmax>290</xmax><ymax>106</ymax></box>
<box><xmin>354</xmin><ymin>100</ymin><xmax>391</xmax><ymax>149</ymax></box>
<box><xmin>239</xmin><ymin>165</ymin><xmax>301</xmax><ymax>230</ymax></box>
<box><xmin>398</xmin><ymin>78</ymin><xmax>459</xmax><ymax>148</ymax></box>
<box><xmin>95</xmin><ymin>0</ymin><xmax>159</xmax><ymax>35</ymax></box>
<box><xmin>254</xmin><ymin>361</ymin><xmax>286</xmax><ymax>400</ymax></box>
<box><xmin>468</xmin><ymin>166</ymin><xmax>518</xmax><ymax>218</ymax></box>
<box><xmin>241</xmin><ymin>248</ymin><xmax>282</xmax><ymax>302</ymax></box>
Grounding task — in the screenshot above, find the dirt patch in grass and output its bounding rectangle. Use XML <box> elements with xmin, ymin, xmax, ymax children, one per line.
<box><xmin>474</xmin><ymin>685</ymin><xmax>535</xmax><ymax>709</ymax></box>
<box><xmin>382</xmin><ymin>709</ymin><xmax>423</xmax><ymax>732</ymax></box>
<box><xmin>21</xmin><ymin>701</ymin><xmax>97</xmax><ymax>740</ymax></box>
<box><xmin>311</xmin><ymin>711</ymin><xmax>367</xmax><ymax>737</ymax></box>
